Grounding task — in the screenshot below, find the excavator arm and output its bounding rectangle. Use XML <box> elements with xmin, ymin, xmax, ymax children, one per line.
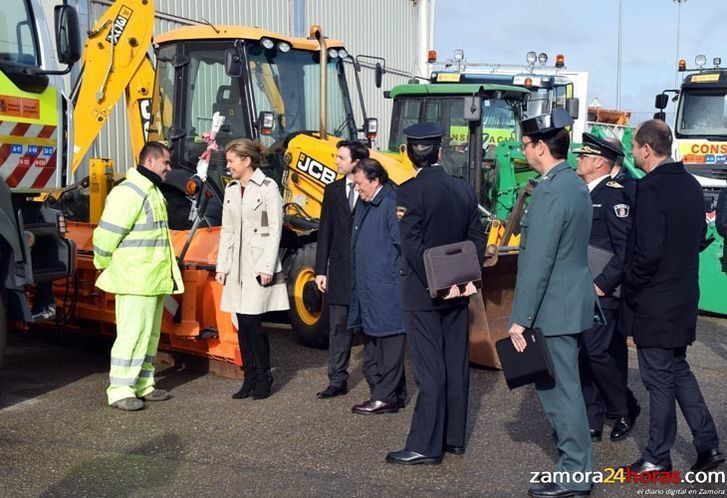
<box><xmin>71</xmin><ymin>0</ymin><xmax>156</xmax><ymax>173</ymax></box>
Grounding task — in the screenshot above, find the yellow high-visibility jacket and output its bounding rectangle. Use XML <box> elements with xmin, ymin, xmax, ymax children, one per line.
<box><xmin>93</xmin><ymin>167</ymin><xmax>184</xmax><ymax>296</ymax></box>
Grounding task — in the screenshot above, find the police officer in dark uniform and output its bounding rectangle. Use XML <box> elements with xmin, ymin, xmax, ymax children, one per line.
<box><xmin>386</xmin><ymin>123</ymin><xmax>485</xmax><ymax>465</ymax></box>
<box><xmin>574</xmin><ymin>133</ymin><xmax>640</xmax><ymax>443</ymax></box>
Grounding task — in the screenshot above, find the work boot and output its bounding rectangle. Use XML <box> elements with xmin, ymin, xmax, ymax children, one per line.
<box><xmin>141</xmin><ymin>389</ymin><xmax>170</xmax><ymax>401</ymax></box>
<box><xmin>252</xmin><ymin>370</ymin><xmax>273</xmax><ymax>400</ymax></box>
<box><xmin>232</xmin><ymin>369</ymin><xmax>257</xmax><ymax>399</ymax></box>
<box><xmin>111</xmin><ymin>397</ymin><xmax>144</xmax><ymax>411</ymax></box>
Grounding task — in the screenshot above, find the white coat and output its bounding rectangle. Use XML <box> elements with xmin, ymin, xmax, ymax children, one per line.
<box><xmin>217</xmin><ymin>168</ymin><xmax>289</xmax><ymax>315</ymax></box>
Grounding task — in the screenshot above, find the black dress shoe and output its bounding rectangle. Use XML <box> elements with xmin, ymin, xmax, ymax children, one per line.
<box><xmin>610</xmin><ymin>417</ymin><xmax>635</xmax><ymax>441</ymax></box>
<box><xmin>528</xmin><ymin>482</ymin><xmax>591</xmax><ymax>497</ymax></box>
<box><xmin>316</xmin><ymin>384</ymin><xmax>347</xmax><ymax>399</ymax></box>
<box><xmin>611</xmin><ymin>403</ymin><xmax>640</xmax><ymax>441</ymax></box>
<box><xmin>444</xmin><ymin>444</ymin><xmax>465</xmax><ymax>455</ymax></box>
<box><xmin>589</xmin><ymin>429</ymin><xmax>602</xmax><ymax>442</ymax></box>
<box><xmin>691</xmin><ymin>448</ymin><xmax>726</xmax><ymax>472</ymax></box>
<box><xmin>351</xmin><ymin>400</ymin><xmax>398</xmax><ymax>415</ymax></box>
<box><xmin>622</xmin><ymin>458</ymin><xmax>672</xmax><ymax>473</ymax></box>
<box><xmin>386</xmin><ymin>449</ymin><xmax>442</xmax><ymax>465</ymax></box>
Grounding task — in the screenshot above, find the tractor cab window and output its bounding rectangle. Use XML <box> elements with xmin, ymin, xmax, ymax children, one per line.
<box><xmin>182</xmin><ymin>44</ymin><xmax>250</xmax><ymax>172</ymax></box>
<box><xmin>0</xmin><ymin>0</ymin><xmax>39</xmax><ymax>67</ymax></box>
<box><xmin>388</xmin><ymin>98</ymin><xmax>422</xmax><ymax>152</ymax></box>
<box><xmin>148</xmin><ymin>44</ymin><xmax>176</xmax><ymax>146</ymax></box>
<box><xmin>389</xmin><ymin>95</ymin><xmax>518</xmax><ymax>178</ymax></box>
<box><xmin>676</xmin><ymin>89</ymin><xmax>727</xmax><ymax>137</ymax></box>
<box><xmin>525</xmin><ymin>88</ymin><xmax>551</xmax><ymax>118</ymax></box>
<box><xmin>246</xmin><ymin>41</ymin><xmax>355</xmax><ymax>146</ymax></box>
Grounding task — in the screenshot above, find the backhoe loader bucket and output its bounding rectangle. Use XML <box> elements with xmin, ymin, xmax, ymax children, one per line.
<box><xmin>468</xmin><ymin>249</ymin><xmax>518</xmax><ymax>369</ymax></box>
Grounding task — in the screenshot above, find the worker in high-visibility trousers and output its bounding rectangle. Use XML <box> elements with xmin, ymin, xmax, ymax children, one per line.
<box><xmin>92</xmin><ymin>141</ymin><xmax>184</xmax><ymax>411</ymax></box>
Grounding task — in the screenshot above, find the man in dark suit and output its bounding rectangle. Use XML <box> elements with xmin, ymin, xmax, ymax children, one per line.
<box><xmin>386</xmin><ymin>123</ymin><xmax>485</xmax><ymax>466</ymax></box>
<box><xmin>574</xmin><ymin>133</ymin><xmax>640</xmax><ymax>443</ymax></box>
<box><xmin>620</xmin><ymin>119</ymin><xmax>724</xmax><ymax>473</ymax></box>
<box><xmin>508</xmin><ymin>110</ymin><xmax>596</xmax><ymax>498</ymax></box>
<box><xmin>314</xmin><ymin>140</ymin><xmax>369</xmax><ymax>399</ymax></box>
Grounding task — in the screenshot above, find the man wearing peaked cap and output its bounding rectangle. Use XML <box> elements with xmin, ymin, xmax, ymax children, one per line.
<box><xmin>401</xmin><ymin>122</ymin><xmax>446</xmax><ymax>145</ymax></box>
<box><xmin>573</xmin><ymin>132</ymin><xmax>623</xmax><ymax>162</ymax></box>
<box><xmin>509</xmin><ymin>110</ymin><xmax>598</xmax><ymax>497</ymax></box>
<box><xmin>386</xmin><ymin>122</ymin><xmax>486</xmax><ymax>465</ymax></box>
<box><xmin>520</xmin><ymin>107</ymin><xmax>574</xmax><ymax>137</ymax></box>
<box><xmin>575</xmin><ymin>133</ymin><xmax>641</xmax><ymax>446</ymax></box>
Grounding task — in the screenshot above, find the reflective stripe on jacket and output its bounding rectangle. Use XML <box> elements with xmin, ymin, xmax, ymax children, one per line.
<box><xmin>93</xmin><ymin>167</ymin><xmax>184</xmax><ymax>296</ymax></box>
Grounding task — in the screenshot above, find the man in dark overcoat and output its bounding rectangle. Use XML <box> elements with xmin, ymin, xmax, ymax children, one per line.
<box><xmin>620</xmin><ymin>119</ymin><xmax>724</xmax><ymax>473</ymax></box>
<box><xmin>314</xmin><ymin>140</ymin><xmax>369</xmax><ymax>398</ymax></box>
<box><xmin>348</xmin><ymin>158</ymin><xmax>407</xmax><ymax>414</ymax></box>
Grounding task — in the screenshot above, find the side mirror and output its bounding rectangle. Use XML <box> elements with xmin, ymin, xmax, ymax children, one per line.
<box><xmin>566</xmin><ymin>97</ymin><xmax>580</xmax><ymax>119</ymax></box>
<box><xmin>257</xmin><ymin>111</ymin><xmax>275</xmax><ymax>136</ymax></box>
<box><xmin>463</xmin><ymin>96</ymin><xmax>481</xmax><ymax>122</ymax></box>
<box><xmin>225</xmin><ymin>49</ymin><xmax>243</xmax><ymax>78</ymax></box>
<box><xmin>375</xmin><ymin>63</ymin><xmax>384</xmax><ymax>89</ymax></box>
<box><xmin>365</xmin><ymin>117</ymin><xmax>378</xmax><ymax>140</ymax></box>
<box><xmin>654</xmin><ymin>93</ymin><xmax>669</xmax><ymax>110</ymax></box>
<box><xmin>54</xmin><ymin>5</ymin><xmax>81</xmax><ymax>66</ymax></box>
<box><xmin>653</xmin><ymin>111</ymin><xmax>667</xmax><ymax>121</ymax></box>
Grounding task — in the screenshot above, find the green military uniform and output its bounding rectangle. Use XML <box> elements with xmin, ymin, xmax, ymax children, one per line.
<box><xmin>93</xmin><ymin>167</ymin><xmax>184</xmax><ymax>405</ymax></box>
<box><xmin>510</xmin><ymin>161</ymin><xmax>597</xmax><ymax>492</ymax></box>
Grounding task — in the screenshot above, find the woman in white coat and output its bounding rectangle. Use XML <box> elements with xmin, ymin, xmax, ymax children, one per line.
<box><xmin>215</xmin><ymin>138</ymin><xmax>289</xmax><ymax>400</ymax></box>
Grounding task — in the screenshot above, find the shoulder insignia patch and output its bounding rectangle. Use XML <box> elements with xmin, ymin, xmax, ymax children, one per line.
<box><xmin>262</xmin><ymin>178</ymin><xmax>272</xmax><ymax>186</ymax></box>
<box><xmin>606</xmin><ymin>181</ymin><xmax>623</xmax><ymax>189</ymax></box>
<box><xmin>614</xmin><ymin>203</ymin><xmax>630</xmax><ymax>218</ymax></box>
<box><xmin>396</xmin><ymin>206</ymin><xmax>407</xmax><ymax>220</ymax></box>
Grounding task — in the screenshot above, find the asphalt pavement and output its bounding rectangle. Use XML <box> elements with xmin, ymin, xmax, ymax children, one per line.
<box><xmin>1</xmin><ymin>317</ymin><xmax>726</xmax><ymax>497</ymax></box>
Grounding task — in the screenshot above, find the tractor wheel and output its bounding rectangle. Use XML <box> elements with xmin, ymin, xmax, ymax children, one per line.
<box><xmin>287</xmin><ymin>243</ymin><xmax>329</xmax><ymax>349</ymax></box>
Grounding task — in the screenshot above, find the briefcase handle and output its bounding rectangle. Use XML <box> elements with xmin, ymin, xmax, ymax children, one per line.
<box><xmin>445</xmin><ymin>248</ymin><xmax>463</xmax><ymax>255</ymax></box>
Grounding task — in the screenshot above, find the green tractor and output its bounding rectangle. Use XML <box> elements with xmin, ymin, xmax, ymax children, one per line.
<box><xmin>384</xmin><ymin>82</ymin><xmax>727</xmax><ymax>366</ymax></box>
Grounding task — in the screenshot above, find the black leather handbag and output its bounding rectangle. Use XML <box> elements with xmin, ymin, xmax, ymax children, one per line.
<box><xmin>423</xmin><ymin>240</ymin><xmax>482</xmax><ymax>298</ymax></box>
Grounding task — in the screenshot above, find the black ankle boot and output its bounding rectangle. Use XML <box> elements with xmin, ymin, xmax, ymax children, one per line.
<box><xmin>252</xmin><ymin>370</ymin><xmax>273</xmax><ymax>400</ymax></box>
<box><xmin>232</xmin><ymin>369</ymin><xmax>256</xmax><ymax>399</ymax></box>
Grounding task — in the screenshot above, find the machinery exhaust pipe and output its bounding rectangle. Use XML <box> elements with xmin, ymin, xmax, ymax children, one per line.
<box><xmin>310</xmin><ymin>25</ymin><xmax>327</xmax><ymax>140</ymax></box>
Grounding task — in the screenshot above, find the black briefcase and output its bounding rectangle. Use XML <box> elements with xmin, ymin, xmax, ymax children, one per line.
<box><xmin>495</xmin><ymin>328</ymin><xmax>554</xmax><ymax>389</ymax></box>
<box><xmin>422</xmin><ymin>240</ymin><xmax>482</xmax><ymax>298</ymax></box>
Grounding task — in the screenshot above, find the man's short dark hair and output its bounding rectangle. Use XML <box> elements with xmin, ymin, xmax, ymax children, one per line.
<box><xmin>634</xmin><ymin>119</ymin><xmax>673</xmax><ymax>156</ymax></box>
<box><xmin>352</xmin><ymin>158</ymin><xmax>389</xmax><ymax>184</ymax></box>
<box><xmin>407</xmin><ymin>143</ymin><xmax>440</xmax><ymax>168</ymax></box>
<box><xmin>529</xmin><ymin>129</ymin><xmax>570</xmax><ymax>160</ymax></box>
<box><xmin>139</xmin><ymin>141</ymin><xmax>170</xmax><ymax>165</ymax></box>
<box><xmin>336</xmin><ymin>140</ymin><xmax>370</xmax><ymax>162</ymax></box>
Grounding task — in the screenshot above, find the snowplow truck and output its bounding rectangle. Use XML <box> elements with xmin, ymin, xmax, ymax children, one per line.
<box><xmin>0</xmin><ymin>0</ymin><xmax>82</xmax><ymax>367</ymax></box>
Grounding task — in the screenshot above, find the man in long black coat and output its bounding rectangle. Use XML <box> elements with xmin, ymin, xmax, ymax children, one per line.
<box><xmin>620</xmin><ymin>119</ymin><xmax>724</xmax><ymax>473</ymax></box>
<box><xmin>314</xmin><ymin>140</ymin><xmax>369</xmax><ymax>399</ymax></box>
<box><xmin>386</xmin><ymin>123</ymin><xmax>485</xmax><ymax>465</ymax></box>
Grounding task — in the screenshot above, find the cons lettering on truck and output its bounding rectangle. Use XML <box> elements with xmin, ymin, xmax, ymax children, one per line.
<box><xmin>654</xmin><ymin>56</ymin><xmax>727</xmax><ymax>315</ymax></box>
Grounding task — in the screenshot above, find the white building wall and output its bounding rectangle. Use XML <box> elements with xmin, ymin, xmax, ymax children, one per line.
<box><xmin>82</xmin><ymin>0</ymin><xmax>429</xmax><ymax>176</ymax></box>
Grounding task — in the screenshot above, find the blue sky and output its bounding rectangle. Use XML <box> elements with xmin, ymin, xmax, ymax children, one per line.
<box><xmin>434</xmin><ymin>0</ymin><xmax>726</xmax><ymax>123</ymax></box>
